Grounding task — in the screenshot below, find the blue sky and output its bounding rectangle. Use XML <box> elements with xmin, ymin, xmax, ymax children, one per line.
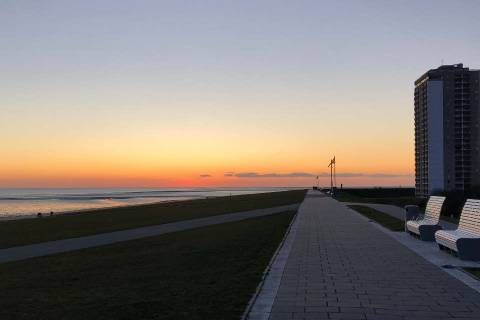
<box><xmin>1</xmin><ymin>0</ymin><xmax>479</xmax><ymax>187</ymax></box>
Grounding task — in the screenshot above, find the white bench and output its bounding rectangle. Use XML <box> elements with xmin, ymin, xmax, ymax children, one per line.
<box><xmin>406</xmin><ymin>196</ymin><xmax>446</xmax><ymax>241</ymax></box>
<box><xmin>435</xmin><ymin>199</ymin><xmax>480</xmax><ymax>261</ymax></box>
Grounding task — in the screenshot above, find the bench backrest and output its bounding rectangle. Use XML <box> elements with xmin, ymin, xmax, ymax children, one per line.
<box><xmin>458</xmin><ymin>199</ymin><xmax>480</xmax><ymax>235</ymax></box>
<box><xmin>424</xmin><ymin>196</ymin><xmax>446</xmax><ymax>222</ymax></box>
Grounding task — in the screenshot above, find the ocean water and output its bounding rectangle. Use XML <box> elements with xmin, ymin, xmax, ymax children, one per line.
<box><xmin>0</xmin><ymin>187</ymin><xmax>293</xmax><ymax>220</ymax></box>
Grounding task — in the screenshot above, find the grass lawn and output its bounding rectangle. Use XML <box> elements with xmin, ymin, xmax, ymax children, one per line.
<box><xmin>348</xmin><ymin>205</ymin><xmax>405</xmax><ymax>231</ymax></box>
<box><xmin>463</xmin><ymin>268</ymin><xmax>480</xmax><ymax>280</ymax></box>
<box><xmin>336</xmin><ymin>188</ymin><xmax>422</xmax><ymax>208</ymax></box>
<box><xmin>0</xmin><ymin>211</ymin><xmax>295</xmax><ymax>320</ymax></box>
<box><xmin>337</xmin><ymin>189</ymin><xmax>461</xmax><ymax>225</ymax></box>
<box><xmin>0</xmin><ymin>190</ymin><xmax>306</xmax><ymax>249</ymax></box>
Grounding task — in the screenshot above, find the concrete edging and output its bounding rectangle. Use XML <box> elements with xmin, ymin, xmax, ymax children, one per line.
<box><xmin>242</xmin><ymin>201</ymin><xmax>305</xmax><ymax>320</ymax></box>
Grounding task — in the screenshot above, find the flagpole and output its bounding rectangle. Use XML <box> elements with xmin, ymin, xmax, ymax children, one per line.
<box><xmin>333</xmin><ymin>156</ymin><xmax>337</xmax><ymax>189</ymax></box>
<box><xmin>330</xmin><ymin>163</ymin><xmax>333</xmax><ymax>192</ymax></box>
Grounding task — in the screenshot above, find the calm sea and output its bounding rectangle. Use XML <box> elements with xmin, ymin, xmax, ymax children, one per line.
<box><xmin>0</xmin><ymin>187</ymin><xmax>295</xmax><ymax>220</ymax></box>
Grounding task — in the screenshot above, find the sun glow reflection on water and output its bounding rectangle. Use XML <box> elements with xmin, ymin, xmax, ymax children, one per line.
<box><xmin>0</xmin><ymin>187</ymin><xmax>293</xmax><ymax>220</ymax></box>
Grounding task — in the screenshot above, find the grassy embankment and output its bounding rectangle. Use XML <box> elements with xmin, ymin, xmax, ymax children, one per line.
<box><xmin>463</xmin><ymin>268</ymin><xmax>480</xmax><ymax>280</ymax></box>
<box><xmin>339</xmin><ymin>189</ymin><xmax>418</xmax><ymax>230</ymax></box>
<box><xmin>348</xmin><ymin>205</ymin><xmax>405</xmax><ymax>231</ymax></box>
<box><xmin>336</xmin><ymin>188</ymin><xmax>464</xmax><ymax>223</ymax></box>
<box><xmin>0</xmin><ymin>190</ymin><xmax>306</xmax><ymax>249</ymax></box>
<box><xmin>335</xmin><ymin>188</ymin><xmax>422</xmax><ymax>208</ymax></box>
<box><xmin>0</xmin><ymin>211</ymin><xmax>295</xmax><ymax>320</ymax></box>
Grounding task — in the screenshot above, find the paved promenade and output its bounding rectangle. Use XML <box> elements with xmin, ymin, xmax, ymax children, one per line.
<box><xmin>247</xmin><ymin>192</ymin><xmax>480</xmax><ymax>320</ymax></box>
<box><xmin>0</xmin><ymin>204</ymin><xmax>299</xmax><ymax>263</ymax></box>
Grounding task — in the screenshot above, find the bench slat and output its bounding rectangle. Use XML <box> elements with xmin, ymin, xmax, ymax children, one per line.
<box><xmin>424</xmin><ymin>196</ymin><xmax>445</xmax><ymax>221</ymax></box>
<box><xmin>458</xmin><ymin>200</ymin><xmax>480</xmax><ymax>235</ymax></box>
<box><xmin>436</xmin><ymin>199</ymin><xmax>480</xmax><ymax>254</ymax></box>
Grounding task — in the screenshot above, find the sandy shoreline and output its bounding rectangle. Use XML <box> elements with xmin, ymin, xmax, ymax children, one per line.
<box><xmin>0</xmin><ymin>196</ymin><xmax>207</xmax><ymax>222</ymax></box>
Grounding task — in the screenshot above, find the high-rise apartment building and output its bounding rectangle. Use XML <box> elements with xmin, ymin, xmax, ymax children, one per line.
<box><xmin>414</xmin><ymin>64</ymin><xmax>480</xmax><ymax>197</ymax></box>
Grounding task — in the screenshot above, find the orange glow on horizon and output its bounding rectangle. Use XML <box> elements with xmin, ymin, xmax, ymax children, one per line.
<box><xmin>0</xmin><ymin>118</ymin><xmax>414</xmax><ymax>188</ymax></box>
<box><xmin>0</xmin><ymin>126</ymin><xmax>414</xmax><ymax>188</ymax></box>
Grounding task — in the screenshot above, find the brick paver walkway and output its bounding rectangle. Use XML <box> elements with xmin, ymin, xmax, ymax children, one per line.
<box><xmin>249</xmin><ymin>192</ymin><xmax>480</xmax><ymax>320</ymax></box>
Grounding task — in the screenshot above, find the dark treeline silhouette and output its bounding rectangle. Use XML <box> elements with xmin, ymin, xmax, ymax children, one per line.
<box><xmin>339</xmin><ymin>187</ymin><xmax>414</xmax><ymax>198</ymax></box>
<box><xmin>433</xmin><ymin>186</ymin><xmax>480</xmax><ymax>220</ymax></box>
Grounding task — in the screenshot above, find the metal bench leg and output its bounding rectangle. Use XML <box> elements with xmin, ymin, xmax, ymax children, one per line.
<box><xmin>418</xmin><ymin>225</ymin><xmax>442</xmax><ymax>242</ymax></box>
<box><xmin>456</xmin><ymin>239</ymin><xmax>480</xmax><ymax>261</ymax></box>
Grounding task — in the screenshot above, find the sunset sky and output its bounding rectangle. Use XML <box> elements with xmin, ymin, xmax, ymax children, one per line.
<box><xmin>1</xmin><ymin>1</ymin><xmax>480</xmax><ymax>188</ymax></box>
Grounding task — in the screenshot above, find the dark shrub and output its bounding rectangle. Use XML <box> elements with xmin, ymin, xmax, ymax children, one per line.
<box><xmin>437</xmin><ymin>186</ymin><xmax>480</xmax><ymax>220</ymax></box>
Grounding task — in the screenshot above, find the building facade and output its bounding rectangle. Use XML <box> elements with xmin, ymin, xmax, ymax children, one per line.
<box><xmin>414</xmin><ymin>64</ymin><xmax>480</xmax><ymax>197</ymax></box>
